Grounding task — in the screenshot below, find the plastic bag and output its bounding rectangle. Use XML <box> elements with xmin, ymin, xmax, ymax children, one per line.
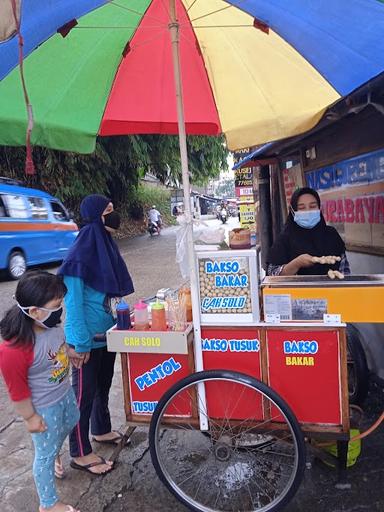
<box><xmin>176</xmin><ymin>215</ymin><xmax>221</xmax><ymax>279</ymax></box>
<box><xmin>175</xmin><ymin>215</ymin><xmax>190</xmax><ymax>279</ymax></box>
<box><xmin>195</xmin><ymin>226</ymin><xmax>226</xmax><ymax>245</ymax></box>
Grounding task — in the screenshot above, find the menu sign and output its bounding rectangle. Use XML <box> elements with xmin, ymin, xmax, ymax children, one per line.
<box><xmin>198</xmin><ymin>256</ymin><xmax>252</xmax><ymax>316</ymax></box>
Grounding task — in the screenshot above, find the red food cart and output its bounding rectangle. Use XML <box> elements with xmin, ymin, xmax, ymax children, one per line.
<box><xmin>106</xmin><ymin>248</ymin><xmax>383</xmax><ymax>512</ymax></box>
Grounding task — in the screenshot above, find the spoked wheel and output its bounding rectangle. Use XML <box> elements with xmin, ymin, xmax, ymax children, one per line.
<box><xmin>149</xmin><ymin>370</ymin><xmax>305</xmax><ymax>512</ymax></box>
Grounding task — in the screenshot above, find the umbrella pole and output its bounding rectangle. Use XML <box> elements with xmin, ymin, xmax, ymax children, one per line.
<box><xmin>169</xmin><ymin>1</ymin><xmax>208</xmax><ymax>429</ymax></box>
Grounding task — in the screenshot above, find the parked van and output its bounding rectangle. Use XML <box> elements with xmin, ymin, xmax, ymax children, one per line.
<box><xmin>0</xmin><ymin>178</ymin><xmax>78</xmax><ymax>279</ymax></box>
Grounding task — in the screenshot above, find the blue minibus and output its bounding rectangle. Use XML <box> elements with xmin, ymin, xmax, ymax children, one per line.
<box><xmin>0</xmin><ymin>178</ymin><xmax>78</xmax><ymax>279</ymax></box>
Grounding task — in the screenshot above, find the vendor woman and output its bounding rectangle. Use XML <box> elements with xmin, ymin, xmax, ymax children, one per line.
<box><xmin>267</xmin><ymin>187</ymin><xmax>350</xmax><ymax>276</ymax></box>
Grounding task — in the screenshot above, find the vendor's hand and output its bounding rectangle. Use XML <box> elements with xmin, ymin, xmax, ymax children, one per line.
<box><xmin>26</xmin><ymin>413</ymin><xmax>47</xmax><ymax>433</ymax></box>
<box><xmin>295</xmin><ymin>253</ymin><xmax>316</xmax><ymax>269</ymax></box>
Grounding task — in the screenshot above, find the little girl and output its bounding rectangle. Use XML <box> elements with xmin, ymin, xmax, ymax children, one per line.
<box><xmin>0</xmin><ymin>270</ymin><xmax>80</xmax><ymax>512</ymax></box>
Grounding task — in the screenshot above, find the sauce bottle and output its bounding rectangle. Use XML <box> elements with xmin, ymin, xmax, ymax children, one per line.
<box><xmin>116</xmin><ymin>299</ymin><xmax>131</xmax><ymax>330</ymax></box>
<box><xmin>133</xmin><ymin>299</ymin><xmax>149</xmax><ymax>331</ymax></box>
<box><xmin>151</xmin><ymin>300</ymin><xmax>167</xmax><ymax>331</ymax></box>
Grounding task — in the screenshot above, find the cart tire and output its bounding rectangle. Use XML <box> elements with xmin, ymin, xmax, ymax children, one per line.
<box><xmin>149</xmin><ymin>369</ymin><xmax>305</xmax><ymax>512</ymax></box>
<box><xmin>346</xmin><ymin>325</ymin><xmax>370</xmax><ymax>405</ymax></box>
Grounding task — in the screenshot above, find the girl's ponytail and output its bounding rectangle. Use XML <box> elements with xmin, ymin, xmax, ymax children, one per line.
<box><xmin>0</xmin><ymin>305</ymin><xmax>35</xmax><ymax>347</ymax></box>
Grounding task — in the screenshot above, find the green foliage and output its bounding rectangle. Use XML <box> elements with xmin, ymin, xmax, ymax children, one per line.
<box><xmin>142</xmin><ymin>134</ymin><xmax>228</xmax><ymax>186</ymax></box>
<box><xmin>0</xmin><ymin>133</ymin><xmax>228</xmax><ymax>223</ymax></box>
<box><xmin>215</xmin><ymin>178</ymin><xmax>235</xmax><ymax>198</ymax></box>
<box><xmin>187</xmin><ymin>135</ymin><xmax>229</xmax><ymax>185</ymax></box>
<box><xmin>134</xmin><ymin>184</ymin><xmax>174</xmax><ymax>225</ymax></box>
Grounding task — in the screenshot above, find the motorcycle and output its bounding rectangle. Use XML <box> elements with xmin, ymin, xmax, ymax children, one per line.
<box><xmin>219</xmin><ymin>207</ymin><xmax>228</xmax><ymax>224</ymax></box>
<box><xmin>148</xmin><ymin>220</ymin><xmax>160</xmax><ymax>236</ymax></box>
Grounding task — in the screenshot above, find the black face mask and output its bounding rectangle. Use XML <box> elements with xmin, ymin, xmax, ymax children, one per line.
<box><xmin>104</xmin><ymin>211</ymin><xmax>121</xmax><ymax>230</ymax></box>
<box><xmin>18</xmin><ymin>304</ymin><xmax>63</xmax><ymax>329</ymax></box>
<box><xmin>41</xmin><ymin>307</ymin><xmax>63</xmax><ymax>328</ymax></box>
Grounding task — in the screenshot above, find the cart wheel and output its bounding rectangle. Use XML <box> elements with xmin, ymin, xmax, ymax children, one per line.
<box><xmin>149</xmin><ymin>370</ymin><xmax>305</xmax><ymax>512</ymax></box>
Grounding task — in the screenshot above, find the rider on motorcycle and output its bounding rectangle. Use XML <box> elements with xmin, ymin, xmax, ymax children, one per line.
<box><xmin>219</xmin><ymin>201</ymin><xmax>228</xmax><ymax>224</ymax></box>
<box><xmin>148</xmin><ymin>205</ymin><xmax>162</xmax><ymax>234</ymax></box>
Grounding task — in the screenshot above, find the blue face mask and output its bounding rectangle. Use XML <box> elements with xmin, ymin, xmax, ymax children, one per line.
<box><xmin>293</xmin><ymin>209</ymin><xmax>321</xmax><ymax>229</ymax></box>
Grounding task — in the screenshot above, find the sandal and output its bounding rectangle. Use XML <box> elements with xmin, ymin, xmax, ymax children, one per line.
<box><xmin>92</xmin><ymin>431</ymin><xmax>130</xmax><ymax>446</ymax></box>
<box><xmin>70</xmin><ymin>456</ymin><xmax>114</xmax><ymax>476</ymax></box>
<box><xmin>54</xmin><ymin>456</ymin><xmax>65</xmax><ymax>479</ymax></box>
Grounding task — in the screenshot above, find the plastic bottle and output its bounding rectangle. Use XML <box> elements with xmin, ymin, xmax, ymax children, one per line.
<box><xmin>151</xmin><ymin>300</ymin><xmax>167</xmax><ymax>331</ymax></box>
<box><xmin>116</xmin><ymin>300</ymin><xmax>131</xmax><ymax>330</ymax></box>
<box><xmin>133</xmin><ymin>299</ymin><xmax>149</xmax><ymax>331</ymax></box>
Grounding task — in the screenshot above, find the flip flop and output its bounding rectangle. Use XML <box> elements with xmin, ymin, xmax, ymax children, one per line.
<box><xmin>92</xmin><ymin>431</ymin><xmax>131</xmax><ymax>446</ymax></box>
<box><xmin>70</xmin><ymin>456</ymin><xmax>114</xmax><ymax>476</ymax></box>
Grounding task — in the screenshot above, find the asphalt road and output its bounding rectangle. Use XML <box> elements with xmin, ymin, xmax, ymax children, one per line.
<box><xmin>1</xmin><ymin>218</ymin><xmax>384</xmax><ymax>512</ymax></box>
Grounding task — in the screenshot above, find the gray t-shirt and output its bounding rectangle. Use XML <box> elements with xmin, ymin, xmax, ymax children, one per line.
<box><xmin>28</xmin><ymin>327</ymin><xmax>71</xmax><ymax>408</ymax></box>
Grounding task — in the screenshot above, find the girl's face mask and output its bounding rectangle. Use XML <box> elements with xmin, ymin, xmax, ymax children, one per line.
<box><xmin>17</xmin><ymin>303</ymin><xmax>63</xmax><ymax>329</ymax></box>
<box><xmin>292</xmin><ymin>209</ymin><xmax>321</xmax><ymax>229</ymax></box>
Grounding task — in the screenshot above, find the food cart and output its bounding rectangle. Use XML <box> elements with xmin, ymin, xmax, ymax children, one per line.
<box><xmin>106</xmin><ymin>247</ymin><xmax>384</xmax><ymax>512</ymax></box>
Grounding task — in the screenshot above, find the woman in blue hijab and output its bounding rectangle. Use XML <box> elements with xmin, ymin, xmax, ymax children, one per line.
<box><xmin>59</xmin><ymin>194</ymin><xmax>134</xmax><ymax>475</ymax></box>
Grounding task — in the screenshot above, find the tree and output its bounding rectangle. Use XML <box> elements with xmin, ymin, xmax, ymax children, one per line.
<box><xmin>0</xmin><ymin>134</ymin><xmax>228</xmax><ymax>214</ymax></box>
<box><xmin>143</xmin><ymin>134</ymin><xmax>228</xmax><ymax>186</ymax></box>
<box><xmin>215</xmin><ymin>178</ymin><xmax>235</xmax><ymax>198</ymax></box>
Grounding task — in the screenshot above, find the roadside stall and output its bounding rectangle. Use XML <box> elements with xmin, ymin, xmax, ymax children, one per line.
<box><xmin>105</xmin><ymin>244</ymin><xmax>384</xmax><ymax>512</ymax></box>
<box><xmin>2</xmin><ymin>2</ymin><xmax>384</xmax><ymax>511</ymax></box>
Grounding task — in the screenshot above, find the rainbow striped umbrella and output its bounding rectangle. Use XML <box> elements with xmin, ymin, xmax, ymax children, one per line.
<box><xmin>0</xmin><ymin>0</ymin><xmax>383</xmax><ymax>154</ymax></box>
<box><xmin>1</xmin><ymin>0</ymin><xmax>383</xmax><ymax>411</ymax></box>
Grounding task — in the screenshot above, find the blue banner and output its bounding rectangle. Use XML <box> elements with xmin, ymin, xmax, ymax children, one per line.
<box><xmin>306</xmin><ymin>149</ymin><xmax>384</xmax><ymax>191</ymax></box>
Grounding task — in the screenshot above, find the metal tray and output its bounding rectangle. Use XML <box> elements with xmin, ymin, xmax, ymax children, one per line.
<box><xmin>261</xmin><ymin>274</ymin><xmax>384</xmax><ymax>287</ymax></box>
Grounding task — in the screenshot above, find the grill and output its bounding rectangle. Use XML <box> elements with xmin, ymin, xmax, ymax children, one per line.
<box><xmin>262</xmin><ymin>274</ymin><xmax>384</xmax><ymax>288</ymax></box>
